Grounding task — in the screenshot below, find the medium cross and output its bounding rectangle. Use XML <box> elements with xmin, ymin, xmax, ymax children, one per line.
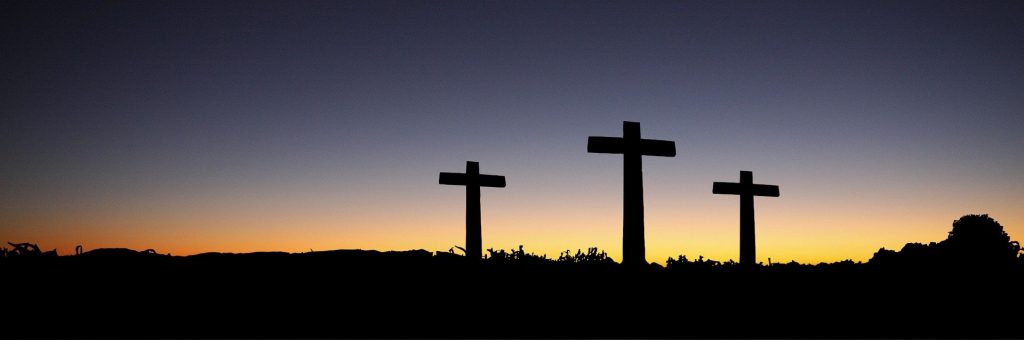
<box><xmin>588</xmin><ymin>121</ymin><xmax>676</xmax><ymax>266</ymax></box>
<box><xmin>712</xmin><ymin>170</ymin><xmax>780</xmax><ymax>267</ymax></box>
<box><xmin>439</xmin><ymin>161</ymin><xmax>506</xmax><ymax>260</ymax></box>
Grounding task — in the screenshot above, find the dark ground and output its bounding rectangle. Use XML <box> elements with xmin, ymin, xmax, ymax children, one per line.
<box><xmin>3</xmin><ymin>248</ymin><xmax>1020</xmax><ymax>338</ymax></box>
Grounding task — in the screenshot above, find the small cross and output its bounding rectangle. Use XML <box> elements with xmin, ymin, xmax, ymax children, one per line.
<box><xmin>713</xmin><ymin>170</ymin><xmax>780</xmax><ymax>267</ymax></box>
<box><xmin>439</xmin><ymin>161</ymin><xmax>506</xmax><ymax>260</ymax></box>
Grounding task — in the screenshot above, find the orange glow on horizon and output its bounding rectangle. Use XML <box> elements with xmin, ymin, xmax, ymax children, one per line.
<box><xmin>4</xmin><ymin>192</ymin><xmax>1021</xmax><ymax>265</ymax></box>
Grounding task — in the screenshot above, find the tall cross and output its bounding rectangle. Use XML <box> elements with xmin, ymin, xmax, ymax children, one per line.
<box><xmin>439</xmin><ymin>161</ymin><xmax>506</xmax><ymax>260</ymax></box>
<box><xmin>588</xmin><ymin>121</ymin><xmax>676</xmax><ymax>266</ymax></box>
<box><xmin>712</xmin><ymin>170</ymin><xmax>780</xmax><ymax>267</ymax></box>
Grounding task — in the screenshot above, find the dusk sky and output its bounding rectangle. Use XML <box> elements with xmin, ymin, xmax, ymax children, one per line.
<box><xmin>3</xmin><ymin>0</ymin><xmax>1023</xmax><ymax>263</ymax></box>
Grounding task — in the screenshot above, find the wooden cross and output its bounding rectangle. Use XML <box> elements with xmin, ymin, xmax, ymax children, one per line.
<box><xmin>439</xmin><ymin>161</ymin><xmax>506</xmax><ymax>260</ymax></box>
<box><xmin>713</xmin><ymin>170</ymin><xmax>780</xmax><ymax>267</ymax></box>
<box><xmin>588</xmin><ymin>121</ymin><xmax>676</xmax><ymax>266</ymax></box>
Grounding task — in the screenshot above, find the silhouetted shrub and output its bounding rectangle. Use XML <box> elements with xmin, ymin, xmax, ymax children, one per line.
<box><xmin>942</xmin><ymin>214</ymin><xmax>1019</xmax><ymax>266</ymax></box>
<box><xmin>4</xmin><ymin>242</ymin><xmax>57</xmax><ymax>257</ymax></box>
<box><xmin>869</xmin><ymin>214</ymin><xmax>1020</xmax><ymax>271</ymax></box>
<box><xmin>484</xmin><ymin>245</ymin><xmax>549</xmax><ymax>265</ymax></box>
<box><xmin>665</xmin><ymin>254</ymin><xmax>729</xmax><ymax>272</ymax></box>
<box><xmin>557</xmin><ymin>247</ymin><xmax>615</xmax><ymax>265</ymax></box>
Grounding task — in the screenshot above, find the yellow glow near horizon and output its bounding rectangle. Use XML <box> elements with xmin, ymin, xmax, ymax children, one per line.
<box><xmin>3</xmin><ymin>157</ymin><xmax>1022</xmax><ymax>264</ymax></box>
<box><xmin>4</xmin><ymin>189</ymin><xmax>1021</xmax><ymax>265</ymax></box>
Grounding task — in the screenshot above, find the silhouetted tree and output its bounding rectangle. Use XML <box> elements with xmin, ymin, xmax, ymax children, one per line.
<box><xmin>940</xmin><ymin>214</ymin><xmax>1020</xmax><ymax>268</ymax></box>
<box><xmin>869</xmin><ymin>214</ymin><xmax>1020</xmax><ymax>271</ymax></box>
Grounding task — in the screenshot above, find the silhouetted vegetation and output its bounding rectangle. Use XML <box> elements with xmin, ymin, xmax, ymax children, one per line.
<box><xmin>3</xmin><ymin>241</ymin><xmax>57</xmax><ymax>257</ymax></box>
<box><xmin>869</xmin><ymin>214</ymin><xmax>1022</xmax><ymax>272</ymax></box>
<box><xmin>484</xmin><ymin>245</ymin><xmax>549</xmax><ymax>265</ymax></box>
<box><xmin>666</xmin><ymin>254</ymin><xmax>722</xmax><ymax>267</ymax></box>
<box><xmin>557</xmin><ymin>247</ymin><xmax>616</xmax><ymax>265</ymax></box>
<box><xmin>3</xmin><ymin>214</ymin><xmax>1022</xmax><ymax>338</ymax></box>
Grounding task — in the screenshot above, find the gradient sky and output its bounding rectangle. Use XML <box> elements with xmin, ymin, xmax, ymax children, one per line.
<box><xmin>2</xmin><ymin>0</ymin><xmax>1023</xmax><ymax>263</ymax></box>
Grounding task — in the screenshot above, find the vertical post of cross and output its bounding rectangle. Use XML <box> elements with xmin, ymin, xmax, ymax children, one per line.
<box><xmin>622</xmin><ymin>122</ymin><xmax>645</xmax><ymax>266</ymax></box>
<box><xmin>739</xmin><ymin>171</ymin><xmax>755</xmax><ymax>266</ymax></box>
<box><xmin>464</xmin><ymin>162</ymin><xmax>482</xmax><ymax>260</ymax></box>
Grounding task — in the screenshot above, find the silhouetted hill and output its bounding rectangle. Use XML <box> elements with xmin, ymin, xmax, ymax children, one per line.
<box><xmin>3</xmin><ymin>214</ymin><xmax>1022</xmax><ymax>338</ymax></box>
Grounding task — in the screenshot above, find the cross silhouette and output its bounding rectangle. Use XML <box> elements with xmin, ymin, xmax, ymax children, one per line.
<box><xmin>713</xmin><ymin>170</ymin><xmax>780</xmax><ymax>267</ymax></box>
<box><xmin>439</xmin><ymin>161</ymin><xmax>506</xmax><ymax>260</ymax></box>
<box><xmin>588</xmin><ymin>121</ymin><xmax>676</xmax><ymax>266</ymax></box>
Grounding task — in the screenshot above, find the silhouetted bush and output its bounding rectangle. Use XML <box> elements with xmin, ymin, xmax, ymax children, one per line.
<box><xmin>869</xmin><ymin>214</ymin><xmax>1021</xmax><ymax>271</ymax></box>
<box><xmin>484</xmin><ymin>245</ymin><xmax>549</xmax><ymax>265</ymax></box>
<box><xmin>557</xmin><ymin>247</ymin><xmax>615</xmax><ymax>265</ymax></box>
<box><xmin>943</xmin><ymin>214</ymin><xmax>1020</xmax><ymax>266</ymax></box>
<box><xmin>4</xmin><ymin>242</ymin><xmax>57</xmax><ymax>257</ymax></box>
<box><xmin>665</xmin><ymin>254</ymin><xmax>734</xmax><ymax>272</ymax></box>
